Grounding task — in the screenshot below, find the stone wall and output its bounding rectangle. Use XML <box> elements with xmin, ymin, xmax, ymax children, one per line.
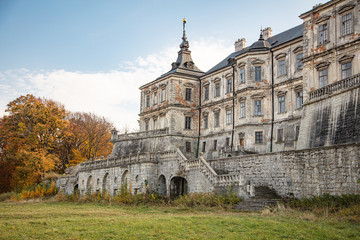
<box><xmin>209</xmin><ymin>142</ymin><xmax>360</xmax><ymax>198</ymax></box>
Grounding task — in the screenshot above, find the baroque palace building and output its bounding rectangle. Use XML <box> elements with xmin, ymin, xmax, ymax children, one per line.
<box><xmin>58</xmin><ymin>0</ymin><xmax>360</xmax><ymax>199</ymax></box>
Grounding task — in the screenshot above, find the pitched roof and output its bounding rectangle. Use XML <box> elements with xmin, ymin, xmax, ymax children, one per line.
<box><xmin>205</xmin><ymin>24</ymin><xmax>303</xmax><ymax>75</ymax></box>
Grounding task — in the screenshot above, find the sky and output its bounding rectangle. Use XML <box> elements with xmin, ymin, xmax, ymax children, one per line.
<box><xmin>0</xmin><ymin>0</ymin><xmax>322</xmax><ymax>131</ymax></box>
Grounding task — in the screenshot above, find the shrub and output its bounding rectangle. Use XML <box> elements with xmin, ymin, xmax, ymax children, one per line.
<box><xmin>15</xmin><ymin>181</ymin><xmax>58</xmax><ymax>200</ymax></box>
<box><xmin>173</xmin><ymin>192</ymin><xmax>242</xmax><ymax>208</ymax></box>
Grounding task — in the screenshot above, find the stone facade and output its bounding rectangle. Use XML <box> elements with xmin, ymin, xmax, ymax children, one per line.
<box><xmin>57</xmin><ymin>0</ymin><xmax>360</xmax><ymax>199</ymax></box>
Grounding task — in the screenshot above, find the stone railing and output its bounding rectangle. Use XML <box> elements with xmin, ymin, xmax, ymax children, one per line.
<box><xmin>309</xmin><ymin>73</ymin><xmax>360</xmax><ymax>100</ymax></box>
<box><xmin>112</xmin><ymin>128</ymin><xmax>169</xmax><ymax>141</ymax></box>
<box><xmin>79</xmin><ymin>150</ymin><xmax>176</xmax><ymax>171</ymax></box>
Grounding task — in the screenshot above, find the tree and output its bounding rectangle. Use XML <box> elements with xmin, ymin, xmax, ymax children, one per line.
<box><xmin>0</xmin><ymin>95</ymin><xmax>68</xmax><ymax>191</ymax></box>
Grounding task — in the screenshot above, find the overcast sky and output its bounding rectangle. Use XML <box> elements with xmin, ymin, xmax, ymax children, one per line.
<box><xmin>0</xmin><ymin>0</ymin><xmax>321</xmax><ymax>131</ymax></box>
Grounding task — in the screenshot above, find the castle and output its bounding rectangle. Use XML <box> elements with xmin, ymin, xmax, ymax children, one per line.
<box><xmin>57</xmin><ymin>0</ymin><xmax>360</xmax><ymax>199</ymax></box>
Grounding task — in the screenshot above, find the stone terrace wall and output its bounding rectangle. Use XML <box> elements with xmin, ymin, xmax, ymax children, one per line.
<box><xmin>208</xmin><ymin>143</ymin><xmax>360</xmax><ymax>198</ymax></box>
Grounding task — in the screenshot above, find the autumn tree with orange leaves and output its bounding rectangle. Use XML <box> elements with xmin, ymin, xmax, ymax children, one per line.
<box><xmin>0</xmin><ymin>94</ymin><xmax>114</xmax><ymax>193</ymax></box>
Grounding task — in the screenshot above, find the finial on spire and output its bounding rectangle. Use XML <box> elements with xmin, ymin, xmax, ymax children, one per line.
<box><xmin>180</xmin><ymin>18</ymin><xmax>189</xmax><ymax>50</ymax></box>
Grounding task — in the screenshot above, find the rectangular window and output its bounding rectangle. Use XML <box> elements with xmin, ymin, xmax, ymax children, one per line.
<box><xmin>341</xmin><ymin>62</ymin><xmax>351</xmax><ymax>79</ymax></box>
<box><xmin>240</xmin><ymin>68</ymin><xmax>245</xmax><ymax>83</ymax></box>
<box><xmin>342</xmin><ymin>13</ymin><xmax>352</xmax><ymax>36</ymax></box>
<box><xmin>213</xmin><ymin>140</ymin><xmax>217</xmax><ymax>150</ymax></box>
<box><xmin>185</xmin><ymin>116</ymin><xmax>191</xmax><ymax>130</ymax></box>
<box><xmin>225</xmin><ymin>137</ymin><xmax>230</xmax><ymax>147</ymax></box>
<box><xmin>255</xmin><ymin>131</ymin><xmax>263</xmax><ymax>144</ymax></box>
<box><xmin>160</xmin><ymin>88</ymin><xmax>165</xmax><ymax>102</ymax></box>
<box><xmin>146</xmin><ymin>95</ymin><xmax>150</xmax><ymax>108</ymax></box>
<box><xmin>296</xmin><ymin>53</ymin><xmax>303</xmax><ymax>70</ymax></box>
<box><xmin>278</xmin><ymin>59</ymin><xmax>285</xmax><ymax>76</ymax></box>
<box><xmin>145</xmin><ymin>121</ymin><xmax>149</xmax><ymax>131</ymax></box>
<box><xmin>153</xmin><ymin>119</ymin><xmax>157</xmax><ymax>129</ymax></box>
<box><xmin>254</xmin><ymin>100</ymin><xmax>261</xmax><ymax>116</ymax></box>
<box><xmin>154</xmin><ymin>92</ymin><xmax>158</xmax><ymax>105</ymax></box>
<box><xmin>319</xmin><ymin>69</ymin><xmax>328</xmax><ymax>88</ymax></box>
<box><xmin>226</xmin><ymin>109</ymin><xmax>232</xmax><ymax>125</ymax></box>
<box><xmin>186</xmin><ymin>142</ymin><xmax>191</xmax><ymax>152</ymax></box>
<box><xmin>277</xmin><ymin>129</ymin><xmax>283</xmax><ymax>142</ymax></box>
<box><xmin>226</xmin><ymin>78</ymin><xmax>232</xmax><ymax>93</ymax></box>
<box><xmin>319</xmin><ymin>23</ymin><xmax>328</xmax><ymax>44</ymax></box>
<box><xmin>296</xmin><ymin>91</ymin><xmax>303</xmax><ymax>109</ymax></box>
<box><xmin>278</xmin><ymin>96</ymin><xmax>285</xmax><ymax>113</ymax></box>
<box><xmin>202</xmin><ymin>141</ymin><xmax>206</xmax><ymax>152</ymax></box>
<box><xmin>185</xmin><ymin>88</ymin><xmax>192</xmax><ymax>101</ymax></box>
<box><xmin>255</xmin><ymin>66</ymin><xmax>262</xmax><ymax>81</ymax></box>
<box><xmin>214</xmin><ymin>112</ymin><xmax>220</xmax><ymax>127</ymax></box>
<box><xmin>295</xmin><ymin>126</ymin><xmax>300</xmax><ymax>140</ymax></box>
<box><xmin>204</xmin><ymin>86</ymin><xmax>209</xmax><ymax>100</ymax></box>
<box><xmin>240</xmin><ymin>102</ymin><xmax>245</xmax><ymax>118</ymax></box>
<box><xmin>203</xmin><ymin>115</ymin><xmax>208</xmax><ymax>129</ymax></box>
<box><xmin>215</xmin><ymin>83</ymin><xmax>220</xmax><ymax>97</ymax></box>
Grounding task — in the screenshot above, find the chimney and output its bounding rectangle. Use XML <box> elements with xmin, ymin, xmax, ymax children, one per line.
<box><xmin>262</xmin><ymin>27</ymin><xmax>272</xmax><ymax>40</ymax></box>
<box><xmin>235</xmin><ymin>38</ymin><xmax>246</xmax><ymax>51</ymax></box>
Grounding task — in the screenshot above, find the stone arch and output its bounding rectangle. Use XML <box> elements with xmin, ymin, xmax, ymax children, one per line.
<box><xmin>86</xmin><ymin>176</ymin><xmax>93</xmax><ymax>195</ymax></box>
<box><xmin>170</xmin><ymin>176</ymin><xmax>188</xmax><ymax>199</ymax></box>
<box><xmin>102</xmin><ymin>172</ymin><xmax>110</xmax><ymax>193</ymax></box>
<box><xmin>157</xmin><ymin>175</ymin><xmax>167</xmax><ymax>195</ymax></box>
<box><xmin>121</xmin><ymin>170</ymin><xmax>130</xmax><ymax>188</ymax></box>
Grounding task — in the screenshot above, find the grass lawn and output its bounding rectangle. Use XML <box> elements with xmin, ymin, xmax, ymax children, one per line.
<box><xmin>0</xmin><ymin>201</ymin><xmax>359</xmax><ymax>240</ymax></box>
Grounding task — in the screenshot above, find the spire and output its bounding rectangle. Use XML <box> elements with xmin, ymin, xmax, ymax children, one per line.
<box><xmin>180</xmin><ymin>18</ymin><xmax>189</xmax><ymax>50</ymax></box>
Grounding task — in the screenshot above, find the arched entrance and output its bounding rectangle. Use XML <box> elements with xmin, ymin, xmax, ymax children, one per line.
<box><xmin>102</xmin><ymin>173</ymin><xmax>110</xmax><ymax>194</ymax></box>
<box><xmin>170</xmin><ymin>176</ymin><xmax>188</xmax><ymax>199</ymax></box>
<box><xmin>157</xmin><ymin>175</ymin><xmax>166</xmax><ymax>195</ymax></box>
<box><xmin>86</xmin><ymin>176</ymin><xmax>93</xmax><ymax>195</ymax></box>
<box><xmin>121</xmin><ymin>170</ymin><xmax>129</xmax><ymax>189</ymax></box>
<box><xmin>74</xmin><ymin>184</ymin><xmax>79</xmax><ymax>195</ymax></box>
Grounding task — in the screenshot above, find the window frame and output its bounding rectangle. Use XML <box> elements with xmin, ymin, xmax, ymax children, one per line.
<box><xmin>185</xmin><ymin>116</ymin><xmax>191</xmax><ymax>130</ymax></box>
<box><xmin>255</xmin><ymin>131</ymin><xmax>263</xmax><ymax>144</ymax></box>
<box><xmin>319</xmin><ymin>69</ymin><xmax>328</xmax><ymax>88</ymax></box>
<box><xmin>204</xmin><ymin>85</ymin><xmax>209</xmax><ymax>101</ymax></box>
<box><xmin>296</xmin><ymin>53</ymin><xmax>303</xmax><ymax>70</ymax></box>
<box><xmin>341</xmin><ymin>62</ymin><xmax>352</xmax><ymax>79</ymax></box>
<box><xmin>226</xmin><ymin>78</ymin><xmax>232</xmax><ymax>93</ymax></box>
<box><xmin>215</xmin><ymin>83</ymin><xmax>220</xmax><ymax>97</ymax></box>
<box><xmin>278</xmin><ymin>96</ymin><xmax>286</xmax><ymax>113</ymax></box>
<box><xmin>240</xmin><ymin>101</ymin><xmax>246</xmax><ymax>118</ymax></box>
<box><xmin>318</xmin><ymin>23</ymin><xmax>328</xmax><ymax>45</ymax></box>
<box><xmin>186</xmin><ymin>141</ymin><xmax>191</xmax><ymax>152</ymax></box>
<box><xmin>277</xmin><ymin>128</ymin><xmax>284</xmax><ymax>142</ymax></box>
<box><xmin>296</xmin><ymin>91</ymin><xmax>303</xmax><ymax>109</ymax></box>
<box><xmin>185</xmin><ymin>88</ymin><xmax>192</xmax><ymax>101</ymax></box>
<box><xmin>255</xmin><ymin>66</ymin><xmax>262</xmax><ymax>81</ymax></box>
<box><xmin>203</xmin><ymin>115</ymin><xmax>208</xmax><ymax>129</ymax></box>
<box><xmin>254</xmin><ymin>100</ymin><xmax>262</xmax><ymax>116</ymax></box>
<box><xmin>146</xmin><ymin>95</ymin><xmax>150</xmax><ymax>108</ymax></box>
<box><xmin>214</xmin><ymin>112</ymin><xmax>220</xmax><ymax>127</ymax></box>
<box><xmin>278</xmin><ymin>59</ymin><xmax>286</xmax><ymax>76</ymax></box>
<box><xmin>239</xmin><ymin>68</ymin><xmax>245</xmax><ymax>83</ymax></box>
<box><xmin>202</xmin><ymin>141</ymin><xmax>206</xmax><ymax>152</ymax></box>
<box><xmin>341</xmin><ymin>12</ymin><xmax>353</xmax><ymax>36</ymax></box>
<box><xmin>226</xmin><ymin>109</ymin><xmax>232</xmax><ymax>125</ymax></box>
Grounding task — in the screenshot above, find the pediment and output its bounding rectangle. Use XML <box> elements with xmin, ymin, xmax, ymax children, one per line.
<box><xmin>225</xmin><ymin>73</ymin><xmax>233</xmax><ymax>79</ymax></box>
<box><xmin>238</xmin><ymin>96</ymin><xmax>247</xmax><ymax>101</ymax></box>
<box><xmin>275</xmin><ymin>53</ymin><xmax>287</xmax><ymax>60</ymax></box>
<box><xmin>202</xmin><ymin>81</ymin><xmax>210</xmax><ymax>86</ymax></box>
<box><xmin>238</xmin><ymin>61</ymin><xmax>246</xmax><ymax>68</ymax></box>
<box><xmin>338</xmin><ymin>4</ymin><xmax>355</xmax><ymax>14</ymax></box>
<box><xmin>315</xmin><ymin>61</ymin><xmax>330</xmax><ymax>70</ymax></box>
<box><xmin>183</xmin><ymin>83</ymin><xmax>194</xmax><ymax>88</ymax></box>
<box><xmin>213</xmin><ymin>77</ymin><xmax>221</xmax><ymax>83</ymax></box>
<box><xmin>338</xmin><ymin>54</ymin><xmax>354</xmax><ymax>64</ymax></box>
<box><xmin>251</xmin><ymin>93</ymin><xmax>265</xmax><ymax>99</ymax></box>
<box><xmin>293</xmin><ymin>84</ymin><xmax>303</xmax><ymax>92</ymax></box>
<box><xmin>276</xmin><ymin>90</ymin><xmax>287</xmax><ymax>96</ymax></box>
<box><xmin>293</xmin><ymin>46</ymin><xmax>303</xmax><ymax>53</ymax></box>
<box><xmin>251</xmin><ymin>59</ymin><xmax>265</xmax><ymax>65</ymax></box>
<box><xmin>213</xmin><ymin>107</ymin><xmax>221</xmax><ymax>113</ymax></box>
<box><xmin>315</xmin><ymin>15</ymin><xmax>331</xmax><ymax>24</ymax></box>
<box><xmin>184</xmin><ymin>111</ymin><xmax>194</xmax><ymax>116</ymax></box>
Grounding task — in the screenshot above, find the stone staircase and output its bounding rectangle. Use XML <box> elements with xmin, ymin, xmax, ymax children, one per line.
<box><xmin>175</xmin><ymin>149</ymin><xmax>243</xmax><ymax>189</ymax></box>
<box><xmin>234</xmin><ymin>186</ymin><xmax>282</xmax><ymax>211</ymax></box>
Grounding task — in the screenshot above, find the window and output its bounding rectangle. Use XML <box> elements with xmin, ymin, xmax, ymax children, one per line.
<box><xmin>296</xmin><ymin>91</ymin><xmax>303</xmax><ymax>109</ymax></box>
<box><xmin>186</xmin><ymin>142</ymin><xmax>191</xmax><ymax>152</ymax></box>
<box><xmin>342</xmin><ymin>13</ymin><xmax>352</xmax><ymax>36</ymax></box>
<box><xmin>145</xmin><ymin>121</ymin><xmax>149</xmax><ymax>131</ymax></box>
<box><xmin>255</xmin><ymin>66</ymin><xmax>262</xmax><ymax>81</ymax></box>
<box><xmin>202</xmin><ymin>141</ymin><xmax>206</xmax><ymax>152</ymax></box>
<box><xmin>341</xmin><ymin>62</ymin><xmax>351</xmax><ymax>79</ymax></box>
<box><xmin>240</xmin><ymin>102</ymin><xmax>245</xmax><ymax>118</ymax></box>
<box><xmin>296</xmin><ymin>53</ymin><xmax>303</xmax><ymax>70</ymax></box>
<box><xmin>255</xmin><ymin>131</ymin><xmax>263</xmax><ymax>144</ymax></box>
<box><xmin>226</xmin><ymin>78</ymin><xmax>232</xmax><ymax>93</ymax></box>
<box><xmin>153</xmin><ymin>118</ymin><xmax>157</xmax><ymax>129</ymax></box>
<box><xmin>154</xmin><ymin>92</ymin><xmax>158</xmax><ymax>105</ymax></box>
<box><xmin>203</xmin><ymin>115</ymin><xmax>208</xmax><ymax>129</ymax></box>
<box><xmin>204</xmin><ymin>86</ymin><xmax>209</xmax><ymax>100</ymax></box>
<box><xmin>278</xmin><ymin>59</ymin><xmax>286</xmax><ymax>76</ymax></box>
<box><xmin>295</xmin><ymin>126</ymin><xmax>300</xmax><ymax>140</ymax></box>
<box><xmin>185</xmin><ymin>88</ymin><xmax>192</xmax><ymax>101</ymax></box>
<box><xmin>160</xmin><ymin>88</ymin><xmax>165</xmax><ymax>102</ymax></box>
<box><xmin>225</xmin><ymin>137</ymin><xmax>230</xmax><ymax>147</ymax></box>
<box><xmin>214</xmin><ymin>112</ymin><xmax>220</xmax><ymax>127</ymax></box>
<box><xmin>215</xmin><ymin>83</ymin><xmax>220</xmax><ymax>97</ymax></box>
<box><xmin>277</xmin><ymin>129</ymin><xmax>283</xmax><ymax>142</ymax></box>
<box><xmin>240</xmin><ymin>68</ymin><xmax>245</xmax><ymax>83</ymax></box>
<box><xmin>146</xmin><ymin>95</ymin><xmax>150</xmax><ymax>108</ymax></box>
<box><xmin>319</xmin><ymin>69</ymin><xmax>328</xmax><ymax>88</ymax></box>
<box><xmin>254</xmin><ymin>100</ymin><xmax>261</xmax><ymax>116</ymax></box>
<box><xmin>319</xmin><ymin>23</ymin><xmax>328</xmax><ymax>44</ymax></box>
<box><xmin>278</xmin><ymin>96</ymin><xmax>285</xmax><ymax>113</ymax></box>
<box><xmin>226</xmin><ymin>110</ymin><xmax>232</xmax><ymax>125</ymax></box>
<box><xmin>185</xmin><ymin>116</ymin><xmax>191</xmax><ymax>129</ymax></box>
<box><xmin>213</xmin><ymin>140</ymin><xmax>217</xmax><ymax>150</ymax></box>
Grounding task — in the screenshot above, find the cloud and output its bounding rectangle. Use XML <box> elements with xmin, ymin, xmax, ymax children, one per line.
<box><xmin>0</xmin><ymin>39</ymin><xmax>232</xmax><ymax>130</ymax></box>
